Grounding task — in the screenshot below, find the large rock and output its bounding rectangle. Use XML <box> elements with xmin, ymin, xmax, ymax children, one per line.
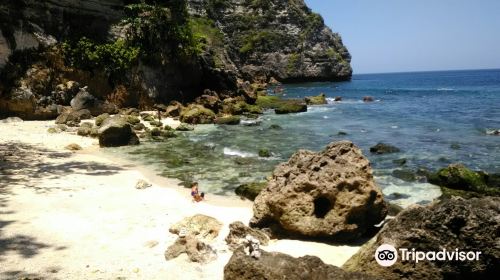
<box><xmin>343</xmin><ymin>197</ymin><xmax>500</xmax><ymax>280</ymax></box>
<box><xmin>369</xmin><ymin>143</ymin><xmax>400</xmax><ymax>154</ymax></box>
<box><xmin>235</xmin><ymin>182</ymin><xmax>267</xmax><ymax>201</ymax></box>
<box><xmin>305</xmin><ymin>93</ymin><xmax>327</xmax><ymax>105</ymax></box>
<box><xmin>179</xmin><ymin>104</ymin><xmax>216</xmax><ymax>124</ymax></box>
<box><xmin>427</xmin><ymin>163</ymin><xmax>500</xmax><ymax>197</ymax></box>
<box><xmin>225</xmin><ymin>221</ymin><xmax>270</xmax><ymax>250</ymax></box>
<box><xmin>55</xmin><ymin>109</ymin><xmax>92</xmax><ymax>126</ymax></box>
<box><xmin>169</xmin><ymin>214</ymin><xmax>223</xmax><ymax>241</ymax></box>
<box><xmin>70</xmin><ymin>87</ymin><xmax>117</xmax><ymax>116</ymax></box>
<box><xmin>250</xmin><ymin>141</ymin><xmax>387</xmax><ymax>241</ymax></box>
<box><xmin>224</xmin><ymin>248</ymin><xmax>375</xmax><ymax>280</ymax></box>
<box><xmin>97</xmin><ymin>116</ymin><xmax>140</xmax><ymax>147</ymax></box>
<box><xmin>274</xmin><ymin>102</ymin><xmax>307</xmax><ymax>114</ymax></box>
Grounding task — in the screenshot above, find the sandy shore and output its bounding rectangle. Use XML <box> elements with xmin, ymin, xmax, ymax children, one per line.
<box><xmin>0</xmin><ymin>118</ymin><xmax>360</xmax><ymax>279</ymax></box>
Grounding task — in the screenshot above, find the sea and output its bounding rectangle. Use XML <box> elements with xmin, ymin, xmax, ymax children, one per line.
<box><xmin>105</xmin><ymin>69</ymin><xmax>500</xmax><ymax>208</ymax></box>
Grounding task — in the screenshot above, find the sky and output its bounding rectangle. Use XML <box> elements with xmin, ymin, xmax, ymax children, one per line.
<box><xmin>305</xmin><ymin>0</ymin><xmax>500</xmax><ymax>74</ymax></box>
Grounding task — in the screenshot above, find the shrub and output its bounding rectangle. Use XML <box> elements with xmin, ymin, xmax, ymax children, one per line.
<box><xmin>62</xmin><ymin>38</ymin><xmax>140</xmax><ymax>78</ymax></box>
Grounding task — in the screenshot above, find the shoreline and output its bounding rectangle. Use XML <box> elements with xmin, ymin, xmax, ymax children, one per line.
<box><xmin>0</xmin><ymin>119</ymin><xmax>360</xmax><ymax>279</ymax></box>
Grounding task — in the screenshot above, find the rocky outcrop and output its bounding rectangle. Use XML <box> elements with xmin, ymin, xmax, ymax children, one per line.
<box><xmin>190</xmin><ymin>0</ymin><xmax>352</xmax><ymax>83</ymax></box>
<box><xmin>169</xmin><ymin>214</ymin><xmax>223</xmax><ymax>241</ymax></box>
<box><xmin>70</xmin><ymin>87</ymin><xmax>117</xmax><ymax>116</ymax></box>
<box><xmin>250</xmin><ymin>141</ymin><xmax>387</xmax><ymax>242</ymax></box>
<box><xmin>427</xmin><ymin>163</ymin><xmax>500</xmax><ymax>198</ymax></box>
<box><xmin>343</xmin><ymin>197</ymin><xmax>500</xmax><ymax>280</ymax></box>
<box><xmin>97</xmin><ymin>116</ymin><xmax>139</xmax><ymax>147</ymax></box>
<box><xmin>165</xmin><ymin>234</ymin><xmax>217</xmax><ymax>263</ymax></box>
<box><xmin>225</xmin><ymin>221</ymin><xmax>270</xmax><ymax>250</ymax></box>
<box><xmin>235</xmin><ymin>182</ymin><xmax>267</xmax><ymax>201</ymax></box>
<box><xmin>55</xmin><ymin>109</ymin><xmax>92</xmax><ymax>126</ymax></box>
<box><xmin>1</xmin><ymin>0</ymin><xmax>351</xmax><ymax>118</ymax></box>
<box><xmin>224</xmin><ymin>248</ymin><xmax>375</xmax><ymax>280</ymax></box>
<box><xmin>369</xmin><ymin>143</ymin><xmax>400</xmax><ymax>154</ymax></box>
<box><xmin>305</xmin><ymin>93</ymin><xmax>327</xmax><ymax>105</ymax></box>
<box><xmin>179</xmin><ymin>104</ymin><xmax>216</xmax><ymax>124</ymax></box>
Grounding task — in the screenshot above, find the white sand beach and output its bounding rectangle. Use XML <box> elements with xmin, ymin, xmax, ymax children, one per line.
<box><xmin>0</xmin><ymin>119</ymin><xmax>360</xmax><ymax>280</ymax></box>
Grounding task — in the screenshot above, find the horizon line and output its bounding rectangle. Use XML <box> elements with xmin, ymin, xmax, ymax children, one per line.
<box><xmin>354</xmin><ymin>67</ymin><xmax>500</xmax><ymax>75</ymax></box>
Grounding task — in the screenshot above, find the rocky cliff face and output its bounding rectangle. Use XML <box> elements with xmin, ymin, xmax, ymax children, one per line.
<box><xmin>0</xmin><ymin>0</ymin><xmax>351</xmax><ymax>119</ymax></box>
<box><xmin>188</xmin><ymin>0</ymin><xmax>352</xmax><ymax>82</ymax></box>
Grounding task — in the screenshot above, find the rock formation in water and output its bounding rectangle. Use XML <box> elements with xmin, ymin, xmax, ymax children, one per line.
<box><xmin>250</xmin><ymin>140</ymin><xmax>387</xmax><ymax>242</ymax></box>
<box><xmin>343</xmin><ymin>197</ymin><xmax>500</xmax><ymax>280</ymax></box>
<box><xmin>0</xmin><ymin>0</ymin><xmax>351</xmax><ymax>119</ymax></box>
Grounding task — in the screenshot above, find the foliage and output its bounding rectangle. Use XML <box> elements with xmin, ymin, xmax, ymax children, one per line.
<box><xmin>287</xmin><ymin>52</ymin><xmax>301</xmax><ymax>73</ymax></box>
<box><xmin>123</xmin><ymin>1</ymin><xmax>201</xmax><ymax>60</ymax></box>
<box><xmin>189</xmin><ymin>17</ymin><xmax>225</xmax><ymax>50</ymax></box>
<box><xmin>62</xmin><ymin>37</ymin><xmax>140</xmax><ymax>77</ymax></box>
<box><xmin>238</xmin><ymin>30</ymin><xmax>286</xmax><ymax>55</ymax></box>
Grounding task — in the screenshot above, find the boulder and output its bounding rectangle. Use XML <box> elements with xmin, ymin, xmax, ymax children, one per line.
<box><xmin>274</xmin><ymin>102</ymin><xmax>307</xmax><ymax>114</ymax></box>
<box><xmin>363</xmin><ymin>96</ymin><xmax>374</xmax><ymax>102</ymax></box>
<box><xmin>250</xmin><ymin>141</ymin><xmax>387</xmax><ymax>241</ymax></box>
<box><xmin>369</xmin><ymin>143</ymin><xmax>400</xmax><ymax>154</ymax></box>
<box><xmin>225</xmin><ymin>221</ymin><xmax>270</xmax><ymax>250</ymax></box>
<box><xmin>258</xmin><ymin>149</ymin><xmax>271</xmax><ymax>158</ymax></box>
<box><xmin>55</xmin><ymin>109</ymin><xmax>92</xmax><ymax>126</ymax></box>
<box><xmin>392</xmin><ymin>169</ymin><xmax>416</xmax><ymax>182</ymax></box>
<box><xmin>94</xmin><ymin>113</ymin><xmax>110</xmax><ymax>126</ymax></box>
<box><xmin>165</xmin><ymin>101</ymin><xmax>183</xmax><ymax>117</ymax></box>
<box><xmin>165</xmin><ymin>235</ymin><xmax>217</xmax><ymax>264</ymax></box>
<box><xmin>195</xmin><ymin>91</ymin><xmax>222</xmax><ymax>112</ymax></box>
<box><xmin>343</xmin><ymin>197</ymin><xmax>500</xmax><ymax>280</ymax></box>
<box><xmin>0</xmin><ymin>117</ymin><xmax>23</xmax><ymax>123</ymax></box>
<box><xmin>305</xmin><ymin>93</ymin><xmax>327</xmax><ymax>105</ymax></box>
<box><xmin>215</xmin><ymin>116</ymin><xmax>241</xmax><ymax>125</ymax></box>
<box><xmin>169</xmin><ymin>214</ymin><xmax>223</xmax><ymax>241</ymax></box>
<box><xmin>135</xmin><ymin>179</ymin><xmax>152</xmax><ymax>190</ymax></box>
<box><xmin>224</xmin><ymin>248</ymin><xmax>375</xmax><ymax>280</ymax></box>
<box><xmin>222</xmin><ymin>99</ymin><xmax>262</xmax><ymax>115</ymax></box>
<box><xmin>65</xmin><ymin>143</ymin><xmax>82</xmax><ymax>151</ymax></box>
<box><xmin>176</xmin><ymin>124</ymin><xmax>194</xmax><ymax>131</ymax></box>
<box><xmin>235</xmin><ymin>182</ymin><xmax>267</xmax><ymax>201</ymax></box>
<box><xmin>98</xmin><ymin>116</ymin><xmax>140</xmax><ymax>147</ymax></box>
<box><xmin>70</xmin><ymin>87</ymin><xmax>117</xmax><ymax>116</ymax></box>
<box><xmin>427</xmin><ymin>164</ymin><xmax>500</xmax><ymax>197</ymax></box>
<box><xmin>179</xmin><ymin>104</ymin><xmax>216</xmax><ymax>124</ymax></box>
<box><xmin>77</xmin><ymin>126</ymin><xmax>92</xmax><ymax>136</ymax></box>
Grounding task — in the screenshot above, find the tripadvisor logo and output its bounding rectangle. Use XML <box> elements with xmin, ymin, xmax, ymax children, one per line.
<box><xmin>374</xmin><ymin>244</ymin><xmax>482</xmax><ymax>267</ymax></box>
<box><xmin>375</xmin><ymin>244</ymin><xmax>398</xmax><ymax>267</ymax></box>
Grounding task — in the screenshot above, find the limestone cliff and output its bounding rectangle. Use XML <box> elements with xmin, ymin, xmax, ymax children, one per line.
<box><xmin>0</xmin><ymin>0</ymin><xmax>351</xmax><ymax>119</ymax></box>
<box><xmin>188</xmin><ymin>0</ymin><xmax>352</xmax><ymax>82</ymax></box>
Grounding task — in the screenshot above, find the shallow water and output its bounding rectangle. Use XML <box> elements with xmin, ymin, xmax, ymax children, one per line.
<box><xmin>105</xmin><ymin>69</ymin><xmax>500</xmax><ymax>208</ymax></box>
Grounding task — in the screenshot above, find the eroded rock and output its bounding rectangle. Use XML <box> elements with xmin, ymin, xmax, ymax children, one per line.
<box><xmin>343</xmin><ymin>197</ymin><xmax>500</xmax><ymax>280</ymax></box>
<box><xmin>98</xmin><ymin>116</ymin><xmax>139</xmax><ymax>147</ymax></box>
<box><xmin>225</xmin><ymin>221</ymin><xmax>270</xmax><ymax>250</ymax></box>
<box><xmin>250</xmin><ymin>141</ymin><xmax>387</xmax><ymax>241</ymax></box>
<box><xmin>169</xmin><ymin>214</ymin><xmax>222</xmax><ymax>241</ymax></box>
<box><xmin>224</xmin><ymin>248</ymin><xmax>375</xmax><ymax>280</ymax></box>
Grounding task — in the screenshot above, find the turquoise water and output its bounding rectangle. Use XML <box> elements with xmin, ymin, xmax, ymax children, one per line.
<box><xmin>107</xmin><ymin>69</ymin><xmax>500</xmax><ymax>207</ymax></box>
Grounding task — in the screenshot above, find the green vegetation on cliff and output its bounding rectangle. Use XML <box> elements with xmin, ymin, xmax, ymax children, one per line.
<box><xmin>62</xmin><ymin>38</ymin><xmax>140</xmax><ymax>78</ymax></box>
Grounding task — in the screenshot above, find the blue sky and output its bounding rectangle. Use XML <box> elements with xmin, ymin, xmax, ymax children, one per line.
<box><xmin>305</xmin><ymin>0</ymin><xmax>500</xmax><ymax>74</ymax></box>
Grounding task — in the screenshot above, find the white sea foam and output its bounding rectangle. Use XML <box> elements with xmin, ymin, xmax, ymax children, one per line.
<box><xmin>437</xmin><ymin>87</ymin><xmax>454</xmax><ymax>91</ymax></box>
<box><xmin>223</xmin><ymin>147</ymin><xmax>256</xmax><ymax>158</ymax></box>
<box><xmin>378</xmin><ymin>177</ymin><xmax>442</xmax><ymax>209</ymax></box>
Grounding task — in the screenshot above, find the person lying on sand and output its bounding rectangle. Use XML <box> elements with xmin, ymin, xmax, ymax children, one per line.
<box><xmin>190</xmin><ymin>182</ymin><xmax>205</xmax><ymax>202</ymax></box>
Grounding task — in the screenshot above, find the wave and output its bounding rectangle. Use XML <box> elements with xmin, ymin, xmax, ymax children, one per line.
<box><xmin>223</xmin><ymin>147</ymin><xmax>256</xmax><ymax>158</ymax></box>
<box><xmin>437</xmin><ymin>88</ymin><xmax>455</xmax><ymax>91</ymax></box>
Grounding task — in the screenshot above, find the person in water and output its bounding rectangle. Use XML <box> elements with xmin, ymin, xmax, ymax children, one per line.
<box><xmin>190</xmin><ymin>182</ymin><xmax>205</xmax><ymax>202</ymax></box>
